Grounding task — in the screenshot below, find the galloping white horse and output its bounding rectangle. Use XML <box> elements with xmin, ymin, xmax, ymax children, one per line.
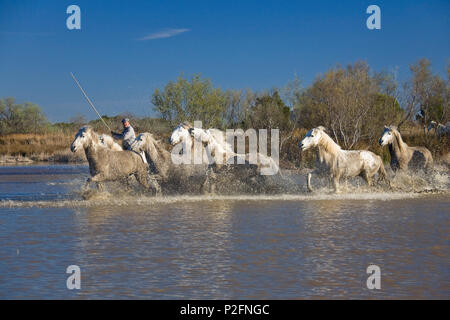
<box><xmin>131</xmin><ymin>123</ymin><xmax>216</xmax><ymax>194</ymax></box>
<box><xmin>299</xmin><ymin>126</ymin><xmax>388</xmax><ymax>192</ymax></box>
<box><xmin>169</xmin><ymin>122</ymin><xmax>233</xmax><ymax>154</ymax></box>
<box><xmin>189</xmin><ymin>127</ymin><xmax>280</xmax><ymax>175</ymax></box>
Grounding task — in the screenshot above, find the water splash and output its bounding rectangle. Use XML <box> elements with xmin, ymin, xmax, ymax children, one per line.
<box><xmin>0</xmin><ymin>192</ymin><xmax>444</xmax><ymax>209</ymax></box>
<box><xmin>1</xmin><ymin>165</ymin><xmax>448</xmax><ymax>208</ymax></box>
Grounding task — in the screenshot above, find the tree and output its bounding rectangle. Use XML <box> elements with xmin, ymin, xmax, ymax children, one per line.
<box><xmin>295</xmin><ymin>62</ymin><xmax>380</xmax><ymax>148</ymax></box>
<box><xmin>400</xmin><ymin>58</ymin><xmax>447</xmax><ymax>128</ymax></box>
<box><xmin>0</xmin><ymin>98</ymin><xmax>47</xmax><ymax>134</ymax></box>
<box><xmin>250</xmin><ymin>90</ymin><xmax>290</xmax><ymax>130</ymax></box>
<box><xmin>152</xmin><ymin>74</ymin><xmax>229</xmax><ymax>128</ymax></box>
<box><xmin>23</xmin><ymin>103</ymin><xmax>47</xmax><ymax>134</ymax></box>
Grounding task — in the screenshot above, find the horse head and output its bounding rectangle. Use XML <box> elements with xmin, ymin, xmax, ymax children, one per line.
<box><xmin>71</xmin><ymin>126</ymin><xmax>97</xmax><ymax>152</ymax></box>
<box><xmin>427</xmin><ymin>121</ymin><xmax>438</xmax><ymax>132</ymax></box>
<box><xmin>169</xmin><ymin>122</ymin><xmax>192</xmax><ymax>145</ymax></box>
<box><xmin>379</xmin><ymin>125</ymin><xmax>396</xmax><ymax>146</ymax></box>
<box><xmin>299</xmin><ymin>127</ymin><xmax>325</xmax><ymax>151</ymax></box>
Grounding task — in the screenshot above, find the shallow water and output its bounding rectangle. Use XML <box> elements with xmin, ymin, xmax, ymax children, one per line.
<box><xmin>0</xmin><ymin>164</ymin><xmax>449</xmax><ymax>299</ymax></box>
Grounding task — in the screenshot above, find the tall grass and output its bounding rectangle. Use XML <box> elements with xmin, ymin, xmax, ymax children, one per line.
<box><xmin>0</xmin><ymin>133</ymin><xmax>85</xmax><ymax>162</ymax></box>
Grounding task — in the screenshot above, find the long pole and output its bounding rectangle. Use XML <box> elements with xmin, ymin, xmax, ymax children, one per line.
<box><xmin>70</xmin><ymin>72</ymin><xmax>112</xmax><ymax>132</ymax></box>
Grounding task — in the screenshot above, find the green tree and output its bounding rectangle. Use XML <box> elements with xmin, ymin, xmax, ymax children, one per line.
<box><xmin>152</xmin><ymin>74</ymin><xmax>229</xmax><ymax>128</ymax></box>
<box><xmin>400</xmin><ymin>58</ymin><xmax>447</xmax><ymax>127</ymax></box>
<box><xmin>0</xmin><ymin>98</ymin><xmax>47</xmax><ymax>134</ymax></box>
<box><xmin>294</xmin><ymin>61</ymin><xmax>403</xmax><ymax>148</ymax></box>
<box><xmin>250</xmin><ymin>91</ymin><xmax>290</xmax><ymax>130</ymax></box>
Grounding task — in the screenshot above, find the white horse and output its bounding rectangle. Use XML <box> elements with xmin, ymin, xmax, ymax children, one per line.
<box><xmin>130</xmin><ymin>123</ymin><xmax>214</xmax><ymax>194</ymax></box>
<box><xmin>189</xmin><ymin>127</ymin><xmax>280</xmax><ymax>175</ymax></box>
<box><xmin>428</xmin><ymin>121</ymin><xmax>450</xmax><ymax>138</ymax></box>
<box><xmin>379</xmin><ymin>125</ymin><xmax>433</xmax><ymax>171</ymax></box>
<box><xmin>299</xmin><ymin>126</ymin><xmax>388</xmax><ymax>192</ymax></box>
<box><xmin>169</xmin><ymin>122</ymin><xmax>233</xmax><ymax>155</ymax></box>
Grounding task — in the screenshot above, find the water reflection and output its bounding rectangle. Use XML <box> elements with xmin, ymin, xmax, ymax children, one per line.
<box><xmin>0</xmin><ymin>165</ymin><xmax>448</xmax><ymax>299</ymax></box>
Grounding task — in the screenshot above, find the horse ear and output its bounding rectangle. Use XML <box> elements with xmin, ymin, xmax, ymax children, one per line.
<box><xmin>317</xmin><ymin>126</ymin><xmax>326</xmax><ymax>132</ymax></box>
<box><xmin>384</xmin><ymin>125</ymin><xmax>388</xmax><ymax>129</ymax></box>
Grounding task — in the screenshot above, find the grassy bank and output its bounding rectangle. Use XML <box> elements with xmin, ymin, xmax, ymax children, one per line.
<box><xmin>0</xmin><ymin>133</ymin><xmax>86</xmax><ymax>163</ymax></box>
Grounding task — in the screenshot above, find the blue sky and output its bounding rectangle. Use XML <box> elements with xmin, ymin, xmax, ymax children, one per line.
<box><xmin>0</xmin><ymin>0</ymin><xmax>448</xmax><ymax>122</ymax></box>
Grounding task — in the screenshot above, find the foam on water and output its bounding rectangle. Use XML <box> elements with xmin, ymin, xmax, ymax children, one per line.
<box><xmin>0</xmin><ymin>191</ymin><xmax>445</xmax><ymax>208</ymax></box>
<box><xmin>0</xmin><ymin>164</ymin><xmax>448</xmax><ymax>208</ymax></box>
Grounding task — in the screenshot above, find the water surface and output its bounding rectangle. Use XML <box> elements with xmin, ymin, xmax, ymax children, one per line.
<box><xmin>0</xmin><ymin>165</ymin><xmax>448</xmax><ymax>299</ymax></box>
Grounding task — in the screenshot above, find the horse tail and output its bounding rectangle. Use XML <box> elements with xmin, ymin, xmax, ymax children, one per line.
<box><xmin>377</xmin><ymin>160</ymin><xmax>390</xmax><ymax>187</ymax></box>
<box><xmin>426</xmin><ymin>149</ymin><xmax>433</xmax><ymax>167</ymax></box>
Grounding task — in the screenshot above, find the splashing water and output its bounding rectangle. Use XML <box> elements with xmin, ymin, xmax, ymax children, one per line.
<box><xmin>0</xmin><ymin>164</ymin><xmax>448</xmax><ymax>208</ymax></box>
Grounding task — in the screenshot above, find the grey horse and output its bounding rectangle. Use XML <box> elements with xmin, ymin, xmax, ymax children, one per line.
<box><xmin>379</xmin><ymin>125</ymin><xmax>433</xmax><ymax>171</ymax></box>
<box><xmin>70</xmin><ymin>126</ymin><xmax>160</xmax><ymax>194</ymax></box>
<box><xmin>132</xmin><ymin>131</ymin><xmax>211</xmax><ymax>194</ymax></box>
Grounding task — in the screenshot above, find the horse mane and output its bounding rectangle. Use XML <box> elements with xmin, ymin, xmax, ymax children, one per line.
<box><xmin>78</xmin><ymin>125</ymin><xmax>100</xmax><ymax>146</ymax></box>
<box><xmin>78</xmin><ymin>125</ymin><xmax>92</xmax><ymax>134</ymax></box>
<box><xmin>317</xmin><ymin>129</ymin><xmax>342</xmax><ymax>154</ymax></box>
<box><xmin>388</xmin><ymin>126</ymin><xmax>407</xmax><ymax>152</ymax></box>
<box><xmin>153</xmin><ymin>137</ymin><xmax>172</xmax><ymax>162</ymax></box>
<box><xmin>143</xmin><ymin>132</ymin><xmax>171</xmax><ymax>162</ymax></box>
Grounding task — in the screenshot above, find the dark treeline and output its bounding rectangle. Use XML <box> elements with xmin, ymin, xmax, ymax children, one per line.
<box><xmin>1</xmin><ymin>58</ymin><xmax>449</xmax><ymax>165</ymax></box>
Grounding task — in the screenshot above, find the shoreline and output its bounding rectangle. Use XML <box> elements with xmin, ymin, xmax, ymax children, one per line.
<box><xmin>0</xmin><ymin>153</ymin><xmax>87</xmax><ymax>165</ymax></box>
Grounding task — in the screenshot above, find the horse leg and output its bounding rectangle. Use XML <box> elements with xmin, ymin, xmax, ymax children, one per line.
<box><xmin>135</xmin><ymin>170</ymin><xmax>156</xmax><ymax>195</ymax></box>
<box><xmin>209</xmin><ymin>172</ymin><xmax>216</xmax><ymax>194</ymax></box>
<box><xmin>201</xmin><ymin>167</ymin><xmax>216</xmax><ymax>194</ymax></box>
<box><xmin>89</xmin><ymin>174</ymin><xmax>106</xmax><ymax>191</ymax></box>
<box><xmin>333</xmin><ymin>174</ymin><xmax>341</xmax><ymax>193</ymax></box>
<box><xmin>307</xmin><ymin>173</ymin><xmax>313</xmax><ymax>192</ymax></box>
<box><xmin>361</xmin><ymin>171</ymin><xmax>371</xmax><ymax>187</ymax></box>
<box><xmin>96</xmin><ymin>182</ymin><xmax>104</xmax><ymax>192</ymax></box>
<box><xmin>84</xmin><ymin>178</ymin><xmax>92</xmax><ymax>190</ymax></box>
<box><xmin>148</xmin><ymin>174</ymin><xmax>162</xmax><ymax>196</ymax></box>
<box><xmin>366</xmin><ymin>176</ymin><xmax>372</xmax><ymax>187</ymax></box>
<box><xmin>123</xmin><ymin>175</ymin><xmax>134</xmax><ymax>191</ymax></box>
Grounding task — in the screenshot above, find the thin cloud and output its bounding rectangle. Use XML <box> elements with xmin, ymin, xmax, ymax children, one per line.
<box><xmin>137</xmin><ymin>28</ymin><xmax>190</xmax><ymax>41</ymax></box>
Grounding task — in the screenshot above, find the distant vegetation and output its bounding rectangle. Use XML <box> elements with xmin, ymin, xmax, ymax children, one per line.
<box><xmin>1</xmin><ymin>58</ymin><xmax>448</xmax><ymax>166</ymax></box>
